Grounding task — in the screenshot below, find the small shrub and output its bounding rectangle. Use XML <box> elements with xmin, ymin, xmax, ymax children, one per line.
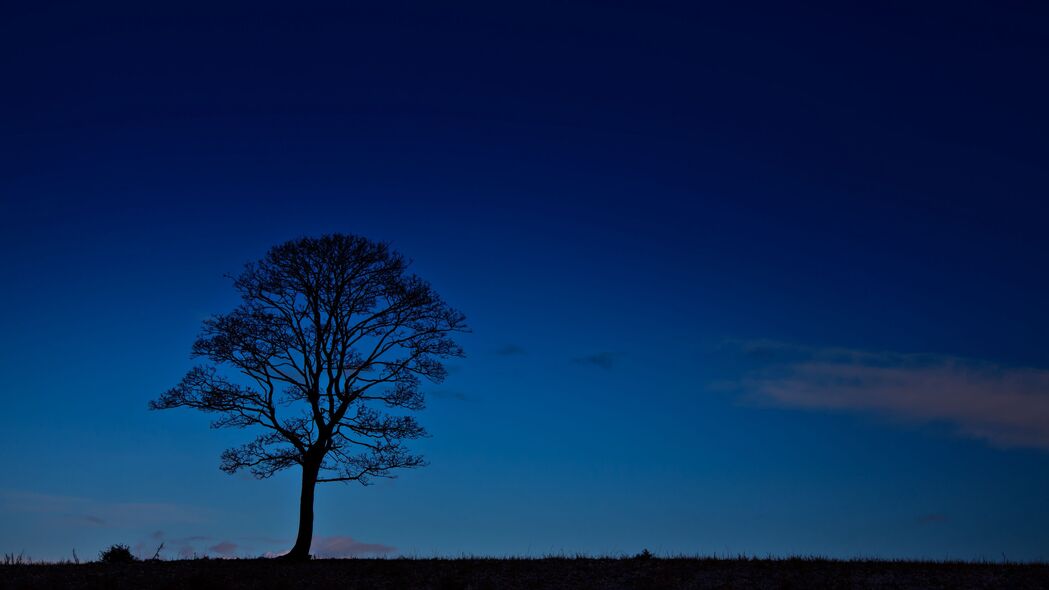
<box><xmin>99</xmin><ymin>544</ymin><xmax>137</xmax><ymax>564</ymax></box>
<box><xmin>636</xmin><ymin>548</ymin><xmax>654</xmax><ymax>560</ymax></box>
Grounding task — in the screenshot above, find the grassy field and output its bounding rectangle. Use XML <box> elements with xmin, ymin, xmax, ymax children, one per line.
<box><xmin>2</xmin><ymin>556</ymin><xmax>1048</xmax><ymax>590</ymax></box>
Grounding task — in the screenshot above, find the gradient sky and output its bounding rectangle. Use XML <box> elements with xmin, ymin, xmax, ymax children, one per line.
<box><xmin>2</xmin><ymin>1</ymin><xmax>1049</xmax><ymax>562</ymax></box>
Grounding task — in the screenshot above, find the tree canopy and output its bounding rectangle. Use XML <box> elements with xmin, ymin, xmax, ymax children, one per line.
<box><xmin>151</xmin><ymin>234</ymin><xmax>467</xmax><ymax>558</ymax></box>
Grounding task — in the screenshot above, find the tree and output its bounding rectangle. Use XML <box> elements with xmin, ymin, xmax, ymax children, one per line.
<box><xmin>151</xmin><ymin>234</ymin><xmax>467</xmax><ymax>560</ymax></box>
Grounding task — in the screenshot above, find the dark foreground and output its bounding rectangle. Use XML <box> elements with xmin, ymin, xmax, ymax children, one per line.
<box><xmin>2</xmin><ymin>557</ymin><xmax>1047</xmax><ymax>590</ymax></box>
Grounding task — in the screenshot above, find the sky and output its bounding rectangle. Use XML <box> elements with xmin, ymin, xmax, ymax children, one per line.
<box><xmin>2</xmin><ymin>0</ymin><xmax>1049</xmax><ymax>561</ymax></box>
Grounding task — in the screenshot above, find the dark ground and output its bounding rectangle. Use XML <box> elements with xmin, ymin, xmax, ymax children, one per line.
<box><xmin>2</xmin><ymin>557</ymin><xmax>1047</xmax><ymax>590</ymax></box>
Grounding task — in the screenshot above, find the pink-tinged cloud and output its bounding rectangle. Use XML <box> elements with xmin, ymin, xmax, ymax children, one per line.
<box><xmin>312</xmin><ymin>535</ymin><xmax>395</xmax><ymax>557</ymax></box>
<box><xmin>209</xmin><ymin>541</ymin><xmax>238</xmax><ymax>556</ymax></box>
<box><xmin>739</xmin><ymin>343</ymin><xmax>1049</xmax><ymax>451</ymax></box>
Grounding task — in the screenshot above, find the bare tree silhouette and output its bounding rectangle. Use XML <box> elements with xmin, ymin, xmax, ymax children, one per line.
<box><xmin>151</xmin><ymin>234</ymin><xmax>467</xmax><ymax>560</ymax></box>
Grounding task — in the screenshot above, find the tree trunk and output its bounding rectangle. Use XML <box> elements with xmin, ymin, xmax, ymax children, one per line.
<box><xmin>285</xmin><ymin>458</ymin><xmax>321</xmax><ymax>560</ymax></box>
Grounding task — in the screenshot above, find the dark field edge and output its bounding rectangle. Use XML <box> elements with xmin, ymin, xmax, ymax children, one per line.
<box><xmin>3</xmin><ymin>556</ymin><xmax>1049</xmax><ymax>590</ymax></box>
<box><xmin>6</xmin><ymin>553</ymin><xmax>1049</xmax><ymax>564</ymax></box>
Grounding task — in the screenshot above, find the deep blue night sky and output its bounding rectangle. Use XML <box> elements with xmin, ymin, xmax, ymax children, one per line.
<box><xmin>2</xmin><ymin>1</ymin><xmax>1049</xmax><ymax>561</ymax></box>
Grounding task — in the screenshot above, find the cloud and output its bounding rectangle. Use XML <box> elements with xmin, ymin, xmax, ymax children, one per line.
<box><xmin>496</xmin><ymin>344</ymin><xmax>527</xmax><ymax>356</ymax></box>
<box><xmin>573</xmin><ymin>351</ymin><xmax>618</xmax><ymax>369</ymax></box>
<box><xmin>209</xmin><ymin>541</ymin><xmax>238</xmax><ymax>556</ymax></box>
<box><xmin>736</xmin><ymin>342</ymin><xmax>1049</xmax><ymax>451</ymax></box>
<box><xmin>311</xmin><ymin>535</ymin><xmax>395</xmax><ymax>557</ymax></box>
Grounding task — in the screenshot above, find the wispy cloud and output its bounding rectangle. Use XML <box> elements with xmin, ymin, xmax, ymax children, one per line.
<box><xmin>735</xmin><ymin>341</ymin><xmax>1049</xmax><ymax>451</ymax></box>
<box><xmin>495</xmin><ymin>344</ymin><xmax>527</xmax><ymax>356</ymax></box>
<box><xmin>263</xmin><ymin>535</ymin><xmax>395</xmax><ymax>558</ymax></box>
<box><xmin>573</xmin><ymin>351</ymin><xmax>618</xmax><ymax>370</ymax></box>
<box><xmin>311</xmin><ymin>535</ymin><xmax>395</xmax><ymax>557</ymax></box>
<box><xmin>209</xmin><ymin>541</ymin><xmax>238</xmax><ymax>556</ymax></box>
